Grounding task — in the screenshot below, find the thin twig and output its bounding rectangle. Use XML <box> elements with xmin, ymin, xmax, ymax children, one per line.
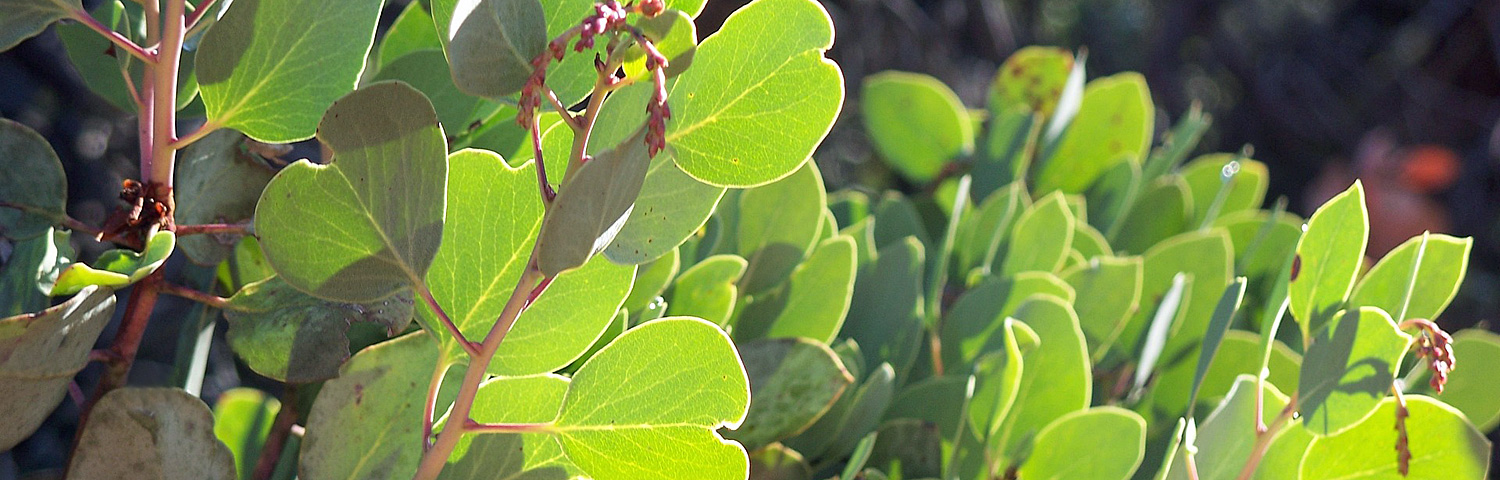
<box><xmin>422</xmin><ymin>361</ymin><xmax>448</xmax><ymax>452</ymax></box>
<box><xmin>251</xmin><ymin>387</ymin><xmax>299</xmax><ymax>480</ymax></box>
<box><xmin>0</xmin><ymin>202</ymin><xmax>103</xmax><ymax>238</ymax></box>
<box><xmin>415</xmin><ymin>283</ymin><xmax>480</xmax><ymax>357</ymax></box>
<box><xmin>167</xmin><ymin>121</ymin><xmax>220</xmax><ymax>150</ymax></box>
<box><xmin>79</xmin><ymin>271</ymin><xmax>164</xmax><ymax>430</ymax></box>
<box><xmin>175</xmin><ymin>221</ymin><xmax>251</xmax><ymax>236</ymax></box>
<box><xmin>157</xmin><ymin>281</ymin><xmax>232</xmax><ymax>309</ymax></box>
<box><xmin>1235</xmin><ymin>393</ymin><xmax>1297</xmax><ymax>480</ymax></box>
<box><xmin>184</xmin><ymin>0</ymin><xmax>220</xmax><ymax>31</ymax></box>
<box><xmin>544</xmin><ymin>88</ymin><xmax>583</xmax><ymax>131</ymax></box>
<box><xmin>530</xmin><ymin>118</ymin><xmax>557</xmax><ymax>203</ymax></box>
<box><xmin>69</xmin><ymin>9</ymin><xmax>155</xmax><ymax>63</ymax></box>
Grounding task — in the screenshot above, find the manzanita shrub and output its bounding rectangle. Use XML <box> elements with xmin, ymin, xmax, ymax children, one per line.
<box><xmin>0</xmin><ymin>0</ymin><xmax>1496</xmax><ymax>478</ymax></box>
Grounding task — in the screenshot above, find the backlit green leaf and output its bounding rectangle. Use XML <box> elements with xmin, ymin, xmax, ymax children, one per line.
<box><xmin>1298</xmin><ymin>307</ymin><xmax>1411</xmax><ymax>436</ymax></box>
<box><xmin>197</xmin><ymin>0</ymin><xmax>383</xmax><ymax>142</ymax></box>
<box><xmin>1350</xmin><ymin>233</ymin><xmax>1471</xmax><ymax>323</ymax></box>
<box><xmin>862</xmin><ymin>71</ymin><xmax>973</xmax><ymax>182</ymax></box>
<box><xmin>737</xmin><ymin>161</ymin><xmax>826</xmax><ymax>294</ymax></box>
<box><xmin>1301</xmin><ymin>396</ymin><xmax>1490</xmax><ymax>479</ymax></box>
<box><xmin>442</xmin><ymin>374</ymin><xmax>577</xmax><ymax>479</ymax></box>
<box><xmin>1020</xmin><ymin>407</ymin><xmax>1145</xmax><ymax>480</ymax></box>
<box><xmin>300</xmin><ymin>332</ymin><xmax>439</xmax><ymax>479</ymax></box>
<box><xmin>990</xmin><ymin>296</ymin><xmax>1091</xmax><ymax>466</ymax></box>
<box><xmin>1000</xmin><ymin>192</ymin><xmax>1075</xmax><ymax>275</ymax></box>
<box><xmin>940</xmin><ymin>272</ymin><xmax>1073</xmax><ymax>367</ymax></box>
<box><xmin>1114</xmin><ymin>176</ymin><xmax>1191</xmax><ymax>255</ymax></box>
<box><xmin>212</xmin><ymin>388</ymin><xmax>280</xmax><ymax>480</ymax></box>
<box><xmin>51</xmin><ymin>230</ymin><xmax>175</xmax><ymax>296</ymax></box>
<box><xmin>553</xmin><ymin>317</ymin><xmax>750</xmax><ymax>480</ymax></box>
<box><xmin>1289</xmin><ymin>181</ymin><xmax>1368</xmax><ymax>335</ymax></box>
<box><xmin>1417</xmin><ymin>330</ymin><xmax>1500</xmax><ymax>431</ymax></box>
<box><xmin>667</xmin><ymin>254</ymin><xmax>746</xmax><ymax>327</ymax></box>
<box><xmin>663</xmin><ymin>0</ymin><xmax>844</xmax><ymax>187</ymax></box>
<box><xmin>1062</xmin><ymin>255</ymin><xmax>1142</xmax><ymax>360</ymax></box>
<box><xmin>988</xmin><ymin>46</ymin><xmax>1073</xmax><ymax>117</ymax></box>
<box><xmin>255</xmin><ymin>82</ymin><xmax>447</xmax><ymax>303</ymax></box>
<box><xmin>377</xmin><ymin>1</ymin><xmax>441</xmax><ymax>69</ymax></box>
<box><xmin>1034</xmin><ymin>73</ymin><xmax>1153</xmax><ymax>194</ymax></box>
<box><xmin>1180</xmin><ymin>154</ymin><xmax>1268</xmax><ymax>225</ymax></box>
<box><xmin>736</xmin><ymin>236</ymin><xmax>857</xmax><ymax>343</ymax></box>
<box><xmin>1166</xmin><ymin>376</ymin><xmax>1287</xmax><ymax>480</ymax></box>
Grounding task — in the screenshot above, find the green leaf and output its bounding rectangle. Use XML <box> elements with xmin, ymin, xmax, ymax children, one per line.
<box><xmin>0</xmin><ymin>0</ymin><xmax>79</xmax><ymax>52</ymax></box>
<box><xmin>885</xmin><ymin>375</ymin><xmax>966</xmax><ymax>438</ymax></box>
<box><xmin>1019</xmin><ymin>407</ymin><xmax>1146</xmax><ymax>480</ymax></box>
<box><xmin>535</xmin><ymin>127</ymin><xmax>655</xmax><ymax>276</ymax></box>
<box><xmin>974</xmin><ymin>107</ymin><xmax>1042</xmax><ymax>196</ymax></box>
<box><xmin>1298</xmin><ymin>307</ymin><xmax>1411</xmax><ymax>436</ymax></box>
<box><xmin>0</xmin><ymin>227</ymin><xmax>73</xmax><ymax>316</ymax></box>
<box><xmin>1250</xmin><ymin>417</ymin><xmax>1312</xmax><ymax>480</ymax></box>
<box><xmin>197</xmin><ymin>0</ymin><xmax>383</xmax><ymax>143</ymax></box>
<box><xmin>1034</xmin><ymin>73</ymin><xmax>1153</xmax><ymax>194</ymax></box>
<box><xmin>1084</xmin><ymin>159</ymin><xmax>1141</xmax><ymax>239</ymax></box>
<box><xmin>55</xmin><ymin>2</ymin><xmax>135</xmax><ymax>112</ymax></box>
<box><xmin>603</xmin><ymin>150</ymin><xmax>728</xmax><ymax>264</ymax></box>
<box><xmin>988</xmin><ymin>46</ymin><xmax>1074</xmax><ymax>117</ymax></box>
<box><xmin>784</xmin><ymin>363</ymin><xmax>896</xmax><ymax>460</ymax></box>
<box><xmin>442</xmin><ymin>374</ymin><xmax>577</xmax><ymax>479</ymax></box>
<box><xmin>1214</xmin><ymin>209</ymin><xmax>1302</xmax><ymax>287</ymax></box>
<box><xmin>255</xmin><ymin>82</ymin><xmax>447</xmax><ymax>303</ymax></box>
<box><xmin>969</xmin><ymin>319</ymin><xmax>1035</xmax><ymax>438</ymax></box>
<box><xmin>724</xmin><ymin>338</ymin><xmax>855</xmax><ymax>451</ymax></box>
<box><xmin>69</xmin><ymin>388</ymin><xmax>235</xmax><ymax>480</ymax></box>
<box><xmin>872</xmin><ymin>192</ymin><xmax>931</xmax><ymax>249</ymax></box>
<box><xmin>1417</xmin><ymin>330</ymin><xmax>1500</xmax><ymax>431</ymax></box>
<box><xmin>0</xmin><ymin>118</ymin><xmax>67</xmax><ymax>240</ymax></box>
<box><xmin>372</xmin><ymin>50</ymin><xmax>484</xmax><ymax>135</ymax></box>
<box><xmin>300</xmin><ymin>332</ymin><xmax>439</xmax><ymax>479</ymax></box>
<box><xmin>862</xmin><ymin>71</ymin><xmax>973</xmax><ymax>182</ymax></box>
<box><xmin>737</xmin><ymin>161</ymin><xmax>827</xmax><ymax>294</ymax></box>
<box><xmin>552</xmin><ymin>317</ymin><xmax>750</xmax><ymax>480</ymax></box>
<box><xmin>1301</xmin><ymin>396</ymin><xmax>1491</xmax><ymax>479</ymax></box>
<box><xmin>1143</xmin><ymin>104</ymin><xmax>1211</xmax><ymax>181</ymax></box>
<box><xmin>1117</xmin><ymin>230</ymin><xmax>1233</xmax><ymax>368</ymax></box>
<box><xmin>748</xmin><ymin>443</ymin><xmax>813</xmax><ymax>480</ymax></box>
<box><xmin>622</xmin><ymin>247</ymin><xmax>680</xmax><ymax>312</ymax></box>
<box><xmin>999</xmin><ymin>192</ymin><xmax>1075</xmax><ymax>275</ymax></box>
<box><xmin>1062</xmin><ymin>255</ymin><xmax>1142</xmax><ymax>360</ymax></box>
<box><xmin>1180</xmin><ymin>154</ymin><xmax>1268</xmax><ymax>225</ymax></box>
<box><xmin>0</xmin><ymin>285</ymin><xmax>115</xmax><ymax>451</ymax></box>
<box><xmin>51</xmin><ymin>230</ymin><xmax>175</xmax><ymax>296</ymax></box>
<box><xmin>843</xmin><ymin>238</ymin><xmax>925</xmax><ymax>378</ymax></box>
<box><xmin>1166</xmin><ymin>376</ymin><xmax>1288</xmax><ymax>480</ymax></box>
<box><xmin>416</xmin><ymin>149</ymin><xmax>535</xmax><ymax>351</ymax></box>
<box><xmin>868</xmin><ymin>419</ymin><xmax>944</xmax><ymax>478</ymax></box>
<box><xmin>378</xmin><ymin>1</ymin><xmax>441</xmax><ymax>69</ymax></box>
<box><xmin>955</xmin><ymin>180</ymin><xmax>1026</xmax><ymax>275</ymax></box>
<box><xmin>443</xmin><ymin>0</ymin><xmax>546</xmax><ymax>97</ymax></box>
<box><xmin>176</xmin><ymin>130</ymin><xmax>276</xmax><ymax>265</ymax></box>
<box><xmin>940</xmin><ymin>272</ymin><xmax>1073</xmax><ymax>367</ymax></box>
<box><xmin>736</xmin><ymin>236</ymin><xmax>857</xmax><ymax>343</ymax></box>
<box><xmin>667</xmin><ymin>254</ymin><xmax>746</xmax><ymax>327</ymax></box>
<box><xmin>225</xmin><ymin>276</ymin><xmax>413</xmax><ymax>383</ymax></box>
<box><xmin>560</xmin><ymin>308</ymin><xmax>627</xmax><ymax>375</ymax></box>
<box><xmin>1113</xmin><ymin>176</ymin><xmax>1192</xmax><ymax>254</ymax></box>
<box><xmin>1350</xmin><ymin>233</ymin><xmax>1471</xmax><ymax>323</ymax></box>
<box><xmin>1289</xmin><ymin>181</ymin><xmax>1368</xmax><ymax>335</ymax></box>
<box><xmin>1151</xmin><ymin>331</ymin><xmax>1301</xmax><ymax>418</ymax></box>
<box><xmin>662</xmin><ymin>0</ymin><xmax>844</xmax><ymax>187</ymax></box>
<box><xmin>217</xmin><ymin>236</ymin><xmax>275</xmax><ymax>291</ymax></box>
<box><xmin>622</xmin><ymin>10</ymin><xmax>698</xmax><ymax>79</ymax></box>
<box><xmin>213</xmin><ymin>388</ymin><xmax>280</xmax><ymax>480</ymax></box>
<box><xmin>495</xmin><ymin>254</ymin><xmax>634</xmax><ymax>374</ymax></box>
<box><xmin>990</xmin><ymin>296</ymin><xmax>1091</xmax><ymax>466</ymax></box>
<box><xmin>1188</xmin><ymin>279</ymin><xmax>1248</xmax><ymax>415</ymax></box>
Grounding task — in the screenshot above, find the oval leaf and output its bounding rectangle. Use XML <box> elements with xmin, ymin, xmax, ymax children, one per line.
<box><xmin>69</xmin><ymin>388</ymin><xmax>235</xmax><ymax>480</ymax></box>
<box><xmin>1301</xmin><ymin>396</ymin><xmax>1490</xmax><ymax>479</ymax></box>
<box><xmin>0</xmin><ymin>285</ymin><xmax>115</xmax><ymax>450</ymax></box>
<box><xmin>444</xmin><ymin>0</ymin><xmax>546</xmax><ymax>97</ymax></box>
<box><xmin>255</xmin><ymin>81</ymin><xmax>447</xmax><ymax>303</ymax></box>
<box><xmin>1297</xmin><ymin>306</ymin><xmax>1412</xmax><ymax>436</ymax></box>
<box><xmin>1289</xmin><ymin>181</ymin><xmax>1368</xmax><ymax>334</ymax></box>
<box><xmin>862</xmin><ymin>71</ymin><xmax>974</xmax><ymax>182</ymax></box>
<box><xmin>300</xmin><ymin>332</ymin><xmax>439</xmax><ymax>479</ymax></box>
<box><xmin>0</xmin><ymin>118</ymin><xmax>67</xmax><ymax>240</ymax></box>
<box><xmin>1019</xmin><ymin>407</ymin><xmax>1146</xmax><ymax>480</ymax></box>
<box><xmin>225</xmin><ymin>276</ymin><xmax>414</xmax><ymax>383</ymax></box>
<box><xmin>724</xmin><ymin>338</ymin><xmax>854</xmax><ymax>451</ymax></box>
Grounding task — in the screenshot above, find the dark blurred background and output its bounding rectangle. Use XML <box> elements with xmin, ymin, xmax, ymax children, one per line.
<box><xmin>2</xmin><ymin>0</ymin><xmax>1498</xmax><ymax>476</ymax></box>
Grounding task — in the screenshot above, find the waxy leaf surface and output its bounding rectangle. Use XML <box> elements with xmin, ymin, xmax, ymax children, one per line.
<box><xmin>1350</xmin><ymin>233</ymin><xmax>1470</xmax><ymax>323</ymax></box>
<box><xmin>197</xmin><ymin>0</ymin><xmax>382</xmax><ymax>142</ymax></box>
<box><xmin>255</xmin><ymin>82</ymin><xmax>447</xmax><ymax>303</ymax></box>
<box><xmin>1019</xmin><ymin>407</ymin><xmax>1145</xmax><ymax>480</ymax></box>
<box><xmin>1302</xmin><ymin>396</ymin><xmax>1490</xmax><ymax>479</ymax></box>
<box><xmin>1289</xmin><ymin>181</ymin><xmax>1368</xmax><ymax>335</ymax></box>
<box><xmin>0</xmin><ymin>286</ymin><xmax>114</xmax><ymax>450</ymax></box>
<box><xmin>51</xmin><ymin>230</ymin><xmax>175</xmax><ymax>296</ymax></box>
<box><xmin>0</xmin><ymin>119</ymin><xmax>67</xmax><ymax>240</ymax></box>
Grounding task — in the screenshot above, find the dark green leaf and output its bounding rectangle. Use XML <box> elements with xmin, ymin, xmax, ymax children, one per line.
<box><xmin>176</xmin><ymin>130</ymin><xmax>275</xmax><ymax>265</ymax></box>
<box><xmin>225</xmin><ymin>276</ymin><xmax>413</xmax><ymax>383</ymax></box>
<box><xmin>0</xmin><ymin>285</ymin><xmax>114</xmax><ymax>450</ymax></box>
<box><xmin>725</xmin><ymin>338</ymin><xmax>854</xmax><ymax>452</ymax></box>
<box><xmin>0</xmin><ymin>119</ymin><xmax>67</xmax><ymax>240</ymax></box>
<box><xmin>300</xmin><ymin>332</ymin><xmax>439</xmax><ymax>479</ymax></box>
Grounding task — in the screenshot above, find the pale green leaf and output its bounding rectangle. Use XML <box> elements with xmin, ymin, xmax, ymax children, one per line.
<box><xmin>862</xmin><ymin>71</ymin><xmax>973</xmax><ymax>182</ymax></box>
<box><xmin>69</xmin><ymin>388</ymin><xmax>235</xmax><ymax>480</ymax></box>
<box><xmin>0</xmin><ymin>286</ymin><xmax>114</xmax><ymax>451</ymax></box>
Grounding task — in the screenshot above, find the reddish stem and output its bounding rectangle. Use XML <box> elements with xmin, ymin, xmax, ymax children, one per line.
<box><xmin>174</xmin><ymin>221</ymin><xmax>251</xmax><ymax>236</ymax></box>
<box><xmin>184</xmin><ymin>0</ymin><xmax>220</xmax><ymax>31</ymax></box>
<box><xmin>69</xmin><ymin>9</ymin><xmax>155</xmax><ymax>63</ymax></box>
<box><xmin>157</xmin><ymin>281</ymin><xmax>232</xmax><ymax>309</ymax></box>
<box><xmin>251</xmin><ymin>387</ymin><xmax>299</xmax><ymax>480</ymax></box>
<box><xmin>80</xmin><ymin>271</ymin><xmax>163</xmax><ymax>426</ymax></box>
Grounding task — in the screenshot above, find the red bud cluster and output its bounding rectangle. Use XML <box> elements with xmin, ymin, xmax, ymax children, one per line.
<box><xmin>641</xmin><ymin>41</ymin><xmax>671</xmax><ymax>157</ymax></box>
<box><xmin>1404</xmin><ymin>318</ymin><xmax>1457</xmax><ymax>393</ymax></box>
<box><xmin>576</xmin><ymin>1</ymin><xmax>629</xmax><ymax>52</ymax></box>
<box><xmin>1394</xmin><ymin>398</ymin><xmax>1412</xmax><ymax>475</ymax></box>
<box><xmin>638</xmin><ymin>0</ymin><xmax>665</xmax><ymax>17</ymax></box>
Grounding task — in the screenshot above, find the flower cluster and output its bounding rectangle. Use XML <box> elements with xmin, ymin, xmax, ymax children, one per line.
<box><xmin>576</xmin><ymin>1</ymin><xmax>630</xmax><ymax>52</ymax></box>
<box><xmin>1404</xmin><ymin>318</ymin><xmax>1457</xmax><ymax>392</ymax></box>
<box><xmin>640</xmin><ymin>39</ymin><xmax>671</xmax><ymax>157</ymax></box>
